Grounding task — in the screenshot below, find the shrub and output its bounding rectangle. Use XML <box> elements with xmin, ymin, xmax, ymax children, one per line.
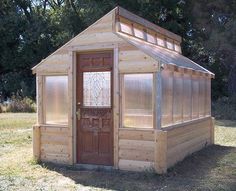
<box><xmin>212</xmin><ymin>96</ymin><xmax>236</xmax><ymax>120</ymax></box>
<box><xmin>0</xmin><ymin>104</ymin><xmax>2</xmax><ymax>113</ymax></box>
<box><xmin>6</xmin><ymin>96</ymin><xmax>36</xmax><ymax>113</ymax></box>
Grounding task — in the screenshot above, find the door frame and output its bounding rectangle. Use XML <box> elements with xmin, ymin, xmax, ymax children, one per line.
<box><xmin>76</xmin><ymin>50</ymin><xmax>114</xmax><ymax>165</ymax></box>
<box><xmin>70</xmin><ymin>46</ymin><xmax>119</xmax><ymax>168</ymax></box>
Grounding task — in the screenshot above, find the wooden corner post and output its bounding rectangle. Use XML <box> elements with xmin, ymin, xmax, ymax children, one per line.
<box><xmin>154</xmin><ymin>130</ymin><xmax>167</xmax><ymax>173</ymax></box>
<box><xmin>68</xmin><ymin>51</ymin><xmax>76</xmax><ymax>165</ymax></box>
<box><xmin>33</xmin><ymin>74</ymin><xmax>43</xmax><ymax>161</ymax></box>
<box><xmin>154</xmin><ymin>64</ymin><xmax>167</xmax><ymax>174</ymax></box>
<box><xmin>33</xmin><ymin>125</ymin><xmax>41</xmax><ymax>161</ymax></box>
<box><xmin>113</xmin><ymin>46</ymin><xmax>119</xmax><ymax>168</ymax></box>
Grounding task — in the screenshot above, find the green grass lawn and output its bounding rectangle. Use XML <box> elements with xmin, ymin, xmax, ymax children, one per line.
<box><xmin>0</xmin><ymin>113</ymin><xmax>235</xmax><ymax>191</ymax></box>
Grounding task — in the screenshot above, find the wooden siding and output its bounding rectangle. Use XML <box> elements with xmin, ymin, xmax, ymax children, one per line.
<box><xmin>166</xmin><ymin>117</ymin><xmax>214</xmax><ymax>168</ymax></box>
<box><xmin>118</xmin><ymin>129</ymin><xmax>155</xmax><ymax>171</ymax></box>
<box><xmin>119</xmin><ymin>47</ymin><xmax>159</xmax><ymax>73</ymax></box>
<box><xmin>33</xmin><ymin>9</ymin><xmax>122</xmax><ymax>74</ymax></box>
<box><xmin>40</xmin><ymin>126</ymin><xmax>70</xmax><ymax>164</ymax></box>
<box><xmin>34</xmin><ymin>52</ymin><xmax>69</xmax><ymax>74</ymax></box>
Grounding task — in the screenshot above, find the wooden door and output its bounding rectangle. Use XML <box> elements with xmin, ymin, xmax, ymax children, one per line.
<box><xmin>76</xmin><ymin>51</ymin><xmax>113</xmax><ymax>165</ymax></box>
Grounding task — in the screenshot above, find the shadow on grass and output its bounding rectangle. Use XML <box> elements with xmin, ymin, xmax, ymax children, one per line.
<box><xmin>215</xmin><ymin>120</ymin><xmax>236</xmax><ymax>127</ymax></box>
<box><xmin>40</xmin><ymin>145</ymin><xmax>236</xmax><ymax>191</ymax></box>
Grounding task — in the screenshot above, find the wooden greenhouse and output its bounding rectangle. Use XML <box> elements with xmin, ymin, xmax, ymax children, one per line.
<box><xmin>32</xmin><ymin>6</ymin><xmax>215</xmax><ymax>174</ymax></box>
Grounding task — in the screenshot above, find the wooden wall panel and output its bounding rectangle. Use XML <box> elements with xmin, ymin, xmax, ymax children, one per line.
<box><xmin>119</xmin><ymin>159</ymin><xmax>154</xmax><ymax>172</ymax></box>
<box><xmin>35</xmin><ymin>53</ymin><xmax>69</xmax><ymax>74</ymax></box>
<box><xmin>39</xmin><ymin>126</ymin><xmax>70</xmax><ymax>164</ymax></box>
<box><xmin>33</xmin><ymin>10</ymin><xmax>122</xmax><ymax>74</ymax></box>
<box><xmin>118</xmin><ymin>129</ymin><xmax>155</xmax><ymax>171</ymax></box>
<box><xmin>119</xmin><ymin>49</ymin><xmax>159</xmax><ymax>73</ymax></box>
<box><xmin>33</xmin><ymin>125</ymin><xmax>40</xmax><ymax>160</ymax></box>
<box><xmin>166</xmin><ymin>117</ymin><xmax>213</xmax><ymax>169</ymax></box>
<box><xmin>119</xmin><ymin>129</ymin><xmax>154</xmax><ymax>141</ymax></box>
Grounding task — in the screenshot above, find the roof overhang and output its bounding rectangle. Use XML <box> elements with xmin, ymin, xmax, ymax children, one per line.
<box><xmin>115</xmin><ymin>32</ymin><xmax>215</xmax><ymax>78</ymax></box>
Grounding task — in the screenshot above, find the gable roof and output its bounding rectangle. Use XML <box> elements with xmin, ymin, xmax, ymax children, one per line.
<box><xmin>32</xmin><ymin>6</ymin><xmax>214</xmax><ymax>77</ymax></box>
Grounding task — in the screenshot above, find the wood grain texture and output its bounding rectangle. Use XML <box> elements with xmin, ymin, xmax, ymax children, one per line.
<box><xmin>119</xmin><ymin>148</ymin><xmax>154</xmax><ymax>162</ymax></box>
<box><xmin>39</xmin><ymin>125</ymin><xmax>70</xmax><ymax>164</ymax></box>
<box><xmin>119</xmin><ymin>49</ymin><xmax>159</xmax><ymax>73</ymax></box>
<box><xmin>119</xmin><ymin>140</ymin><xmax>155</xmax><ymax>151</ymax></box>
<box><xmin>119</xmin><ymin>129</ymin><xmax>154</xmax><ymax>141</ymax></box>
<box><xmin>113</xmin><ymin>46</ymin><xmax>119</xmax><ymax>168</ymax></box>
<box><xmin>154</xmin><ymin>130</ymin><xmax>167</xmax><ymax>174</ymax></box>
<box><xmin>33</xmin><ymin>9</ymin><xmax>121</xmax><ymax>74</ymax></box>
<box><xmin>166</xmin><ymin>117</ymin><xmax>213</xmax><ymax>169</ymax></box>
<box><xmin>33</xmin><ymin>125</ymin><xmax>41</xmax><ymax>160</ymax></box>
<box><xmin>118</xmin><ymin>159</ymin><xmax>154</xmax><ymax>172</ymax></box>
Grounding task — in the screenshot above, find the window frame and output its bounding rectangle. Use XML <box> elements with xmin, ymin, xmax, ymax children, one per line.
<box><xmin>42</xmin><ymin>74</ymin><xmax>69</xmax><ymax>125</ymax></box>
<box><xmin>82</xmin><ymin>71</ymin><xmax>112</xmax><ymax>108</ymax></box>
<box><xmin>120</xmin><ymin>72</ymin><xmax>155</xmax><ymax>129</ymax></box>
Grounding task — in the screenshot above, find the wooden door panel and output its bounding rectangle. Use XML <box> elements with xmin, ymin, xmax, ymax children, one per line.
<box><xmin>77</xmin><ymin>51</ymin><xmax>113</xmax><ymax>166</ymax></box>
<box><xmin>99</xmin><ymin>133</ymin><xmax>110</xmax><ymax>153</ymax></box>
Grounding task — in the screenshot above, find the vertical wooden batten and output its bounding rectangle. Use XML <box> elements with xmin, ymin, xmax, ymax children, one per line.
<box><xmin>113</xmin><ymin>46</ymin><xmax>119</xmax><ymax>168</ymax></box>
<box><xmin>154</xmin><ymin>63</ymin><xmax>167</xmax><ymax>174</ymax></box>
<box><xmin>68</xmin><ymin>51</ymin><xmax>75</xmax><ymax>165</ymax></box>
<box><xmin>33</xmin><ymin>75</ymin><xmax>43</xmax><ymax>161</ymax></box>
<box><xmin>37</xmin><ymin>75</ymin><xmax>44</xmax><ymax>124</ymax></box>
<box><xmin>154</xmin><ymin>130</ymin><xmax>167</xmax><ymax>173</ymax></box>
<box><xmin>33</xmin><ymin>125</ymin><xmax>41</xmax><ymax>161</ymax></box>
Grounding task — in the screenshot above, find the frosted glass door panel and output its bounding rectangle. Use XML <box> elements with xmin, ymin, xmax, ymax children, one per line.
<box><xmin>123</xmin><ymin>74</ymin><xmax>153</xmax><ymax>128</ymax></box>
<box><xmin>83</xmin><ymin>72</ymin><xmax>111</xmax><ymax>107</ymax></box>
<box><xmin>45</xmin><ymin>76</ymin><xmax>68</xmax><ymax>124</ymax></box>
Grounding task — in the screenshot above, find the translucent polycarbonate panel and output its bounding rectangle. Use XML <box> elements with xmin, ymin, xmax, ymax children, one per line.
<box><xmin>199</xmin><ymin>76</ymin><xmax>206</xmax><ymax>117</ymax></box>
<box><xmin>157</xmin><ymin>36</ymin><xmax>165</xmax><ymax>47</ymax></box>
<box><xmin>120</xmin><ymin>22</ymin><xmax>133</xmax><ymax>35</ymax></box>
<box><xmin>161</xmin><ymin>69</ymin><xmax>173</xmax><ymax>127</ymax></box>
<box><xmin>206</xmin><ymin>78</ymin><xmax>211</xmax><ymax>115</ymax></box>
<box><xmin>83</xmin><ymin>72</ymin><xmax>111</xmax><ymax>107</ymax></box>
<box><xmin>192</xmin><ymin>75</ymin><xmax>199</xmax><ymax>119</ymax></box>
<box><xmin>166</xmin><ymin>40</ymin><xmax>174</xmax><ymax>50</ymax></box>
<box><xmin>45</xmin><ymin>76</ymin><xmax>68</xmax><ymax>124</ymax></box>
<box><xmin>147</xmin><ymin>33</ymin><xmax>156</xmax><ymax>44</ymax></box>
<box><xmin>123</xmin><ymin>74</ymin><xmax>153</xmax><ymax>128</ymax></box>
<box><xmin>133</xmin><ymin>27</ymin><xmax>144</xmax><ymax>39</ymax></box>
<box><xmin>183</xmin><ymin>73</ymin><xmax>192</xmax><ymax>121</ymax></box>
<box><xmin>173</xmin><ymin>71</ymin><xmax>183</xmax><ymax>123</ymax></box>
<box><xmin>174</xmin><ymin>43</ymin><xmax>181</xmax><ymax>53</ymax></box>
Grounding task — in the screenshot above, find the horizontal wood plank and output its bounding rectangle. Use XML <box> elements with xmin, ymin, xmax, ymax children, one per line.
<box><xmin>167</xmin><ymin>125</ymin><xmax>210</xmax><ymax>148</ymax></box>
<box><xmin>167</xmin><ymin>118</ymin><xmax>211</xmax><ymax>138</ymax></box>
<box><xmin>41</xmin><ymin>134</ymin><xmax>68</xmax><ymax>145</ymax></box>
<box><xmin>118</xmin><ymin>129</ymin><xmax>154</xmax><ymax>141</ymax></box>
<box><xmin>41</xmin><ymin>144</ymin><xmax>69</xmax><ymax>155</ymax></box>
<box><xmin>167</xmin><ymin>137</ymin><xmax>211</xmax><ymax>168</ymax></box>
<box><xmin>119</xmin><ymin>139</ymin><xmax>155</xmax><ymax>151</ymax></box>
<box><xmin>41</xmin><ymin>153</ymin><xmax>69</xmax><ymax>164</ymax></box>
<box><xmin>119</xmin><ymin>148</ymin><xmax>154</xmax><ymax>162</ymax></box>
<box><xmin>118</xmin><ymin>159</ymin><xmax>154</xmax><ymax>172</ymax></box>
